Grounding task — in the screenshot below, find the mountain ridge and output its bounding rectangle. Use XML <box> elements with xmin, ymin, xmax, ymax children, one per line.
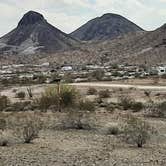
<box><xmin>70</xmin><ymin>13</ymin><xmax>144</xmax><ymax>41</ymax></box>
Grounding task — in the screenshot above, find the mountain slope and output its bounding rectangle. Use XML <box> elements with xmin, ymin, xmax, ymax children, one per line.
<box><xmin>70</xmin><ymin>13</ymin><xmax>143</xmax><ymax>41</ymax></box>
<box><xmin>0</xmin><ymin>11</ymin><xmax>79</xmax><ymax>55</ymax></box>
<box><xmin>82</xmin><ymin>23</ymin><xmax>166</xmax><ymax>65</ymax></box>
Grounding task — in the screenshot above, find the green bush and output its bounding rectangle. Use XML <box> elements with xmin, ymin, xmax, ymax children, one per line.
<box><xmin>60</xmin><ymin>85</ymin><xmax>78</xmax><ymax>108</ymax></box>
<box><xmin>35</xmin><ymin>85</ymin><xmax>78</xmax><ymax>111</ymax></box>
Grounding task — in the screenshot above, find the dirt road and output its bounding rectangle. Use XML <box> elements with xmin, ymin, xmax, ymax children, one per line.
<box><xmin>71</xmin><ymin>82</ymin><xmax>166</xmax><ymax>90</ymax></box>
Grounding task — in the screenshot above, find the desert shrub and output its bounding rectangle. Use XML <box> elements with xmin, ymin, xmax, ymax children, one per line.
<box><xmin>16</xmin><ymin>91</ymin><xmax>26</xmax><ymax>100</ymax></box>
<box><xmin>78</xmin><ymin>100</ymin><xmax>95</xmax><ymax>112</ymax></box>
<box><xmin>35</xmin><ymin>85</ymin><xmax>78</xmax><ymax>111</ymax></box>
<box><xmin>5</xmin><ymin>101</ymin><xmax>32</xmax><ymax>112</ymax></box>
<box><xmin>122</xmin><ymin>115</ymin><xmax>153</xmax><ymax>148</ymax></box>
<box><xmin>130</xmin><ymin>102</ymin><xmax>144</xmax><ymax>112</ymax></box>
<box><xmin>144</xmin><ymin>90</ymin><xmax>151</xmax><ymax>98</ymax></box>
<box><xmin>145</xmin><ymin>102</ymin><xmax>166</xmax><ymax>118</ymax></box>
<box><xmin>34</xmin><ymin>87</ymin><xmax>59</xmax><ymax>111</ymax></box>
<box><xmin>99</xmin><ymin>89</ymin><xmax>110</xmax><ymax>98</ymax></box>
<box><xmin>61</xmin><ymin>109</ymin><xmax>95</xmax><ymax>130</ymax></box>
<box><xmin>105</xmin><ymin>104</ymin><xmax>115</xmax><ymax>113</ymax></box>
<box><xmin>12</xmin><ymin>113</ymin><xmax>42</xmax><ymax>143</ymax></box>
<box><xmin>119</xmin><ymin>97</ymin><xmax>133</xmax><ymax>110</ymax></box>
<box><xmin>0</xmin><ymin>131</ymin><xmax>9</xmax><ymax>146</ymax></box>
<box><xmin>60</xmin><ymin>85</ymin><xmax>78</xmax><ymax>108</ymax></box>
<box><xmin>106</xmin><ymin>125</ymin><xmax>120</xmax><ymax>135</ymax></box>
<box><xmin>87</xmin><ymin>87</ymin><xmax>97</xmax><ymax>95</ymax></box>
<box><xmin>119</xmin><ymin>97</ymin><xmax>143</xmax><ymax>112</ymax></box>
<box><xmin>0</xmin><ymin>96</ymin><xmax>10</xmax><ymax>111</ymax></box>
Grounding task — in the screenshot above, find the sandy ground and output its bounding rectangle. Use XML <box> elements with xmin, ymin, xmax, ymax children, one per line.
<box><xmin>1</xmin><ymin>112</ymin><xmax>166</xmax><ymax>166</ymax></box>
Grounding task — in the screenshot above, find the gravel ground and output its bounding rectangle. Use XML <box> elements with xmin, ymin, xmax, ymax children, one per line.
<box><xmin>1</xmin><ymin>129</ymin><xmax>166</xmax><ymax>166</ymax></box>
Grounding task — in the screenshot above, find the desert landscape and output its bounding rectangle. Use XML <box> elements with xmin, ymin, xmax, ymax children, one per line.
<box><xmin>0</xmin><ymin>79</ymin><xmax>166</xmax><ymax>166</ymax></box>
<box><xmin>0</xmin><ymin>1</ymin><xmax>166</xmax><ymax>165</ymax></box>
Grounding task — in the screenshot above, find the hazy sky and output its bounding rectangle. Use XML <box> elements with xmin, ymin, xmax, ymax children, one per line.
<box><xmin>0</xmin><ymin>0</ymin><xmax>166</xmax><ymax>36</ymax></box>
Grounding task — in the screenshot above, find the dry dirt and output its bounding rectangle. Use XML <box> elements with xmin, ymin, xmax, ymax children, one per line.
<box><xmin>1</xmin><ymin>112</ymin><xmax>166</xmax><ymax>166</ymax></box>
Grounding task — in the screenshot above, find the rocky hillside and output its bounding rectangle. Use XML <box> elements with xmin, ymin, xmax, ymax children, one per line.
<box><xmin>70</xmin><ymin>13</ymin><xmax>143</xmax><ymax>41</ymax></box>
<box><xmin>0</xmin><ymin>11</ymin><xmax>79</xmax><ymax>55</ymax></box>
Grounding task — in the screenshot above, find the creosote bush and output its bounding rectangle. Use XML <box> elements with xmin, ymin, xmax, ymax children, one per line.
<box><xmin>11</xmin><ymin>113</ymin><xmax>42</xmax><ymax>143</ymax></box>
<box><xmin>122</xmin><ymin>115</ymin><xmax>153</xmax><ymax>148</ymax></box>
<box><xmin>61</xmin><ymin>109</ymin><xmax>95</xmax><ymax>130</ymax></box>
<box><xmin>119</xmin><ymin>97</ymin><xmax>143</xmax><ymax>112</ymax></box>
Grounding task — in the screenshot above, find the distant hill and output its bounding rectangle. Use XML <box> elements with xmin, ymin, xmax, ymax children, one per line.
<box><xmin>0</xmin><ymin>11</ymin><xmax>79</xmax><ymax>55</ymax></box>
<box><xmin>70</xmin><ymin>13</ymin><xmax>143</xmax><ymax>41</ymax></box>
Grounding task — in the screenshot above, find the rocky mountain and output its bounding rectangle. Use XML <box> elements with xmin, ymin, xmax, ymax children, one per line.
<box><xmin>36</xmin><ymin>23</ymin><xmax>166</xmax><ymax>66</ymax></box>
<box><xmin>70</xmin><ymin>13</ymin><xmax>143</xmax><ymax>41</ymax></box>
<box><xmin>0</xmin><ymin>11</ymin><xmax>79</xmax><ymax>55</ymax></box>
<box><xmin>80</xmin><ymin>23</ymin><xmax>166</xmax><ymax>65</ymax></box>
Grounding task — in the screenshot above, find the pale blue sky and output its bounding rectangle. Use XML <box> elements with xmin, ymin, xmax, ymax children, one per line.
<box><xmin>0</xmin><ymin>0</ymin><xmax>166</xmax><ymax>36</ymax></box>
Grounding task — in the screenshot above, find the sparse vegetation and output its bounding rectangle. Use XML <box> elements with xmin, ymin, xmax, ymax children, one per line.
<box><xmin>35</xmin><ymin>85</ymin><xmax>78</xmax><ymax>111</ymax></box>
<box><xmin>12</xmin><ymin>113</ymin><xmax>42</xmax><ymax>143</ymax></box>
<box><xmin>98</xmin><ymin>89</ymin><xmax>110</xmax><ymax>98</ymax></box>
<box><xmin>122</xmin><ymin>115</ymin><xmax>153</xmax><ymax>148</ymax></box>
<box><xmin>0</xmin><ymin>131</ymin><xmax>9</xmax><ymax>146</ymax></box>
<box><xmin>106</xmin><ymin>125</ymin><xmax>120</xmax><ymax>135</ymax></box>
<box><xmin>146</xmin><ymin>101</ymin><xmax>166</xmax><ymax>118</ymax></box>
<box><xmin>87</xmin><ymin>87</ymin><xmax>97</xmax><ymax>95</ymax></box>
<box><xmin>0</xmin><ymin>96</ymin><xmax>10</xmax><ymax>111</ymax></box>
<box><xmin>78</xmin><ymin>100</ymin><xmax>95</xmax><ymax>112</ymax></box>
<box><xmin>16</xmin><ymin>91</ymin><xmax>26</xmax><ymax>100</ymax></box>
<box><xmin>61</xmin><ymin>109</ymin><xmax>95</xmax><ymax>130</ymax></box>
<box><xmin>119</xmin><ymin>97</ymin><xmax>143</xmax><ymax>112</ymax></box>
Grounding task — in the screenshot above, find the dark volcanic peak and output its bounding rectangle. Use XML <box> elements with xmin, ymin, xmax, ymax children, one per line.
<box><xmin>0</xmin><ymin>11</ymin><xmax>79</xmax><ymax>55</ymax></box>
<box><xmin>71</xmin><ymin>13</ymin><xmax>144</xmax><ymax>41</ymax></box>
<box><xmin>18</xmin><ymin>11</ymin><xmax>45</xmax><ymax>26</ymax></box>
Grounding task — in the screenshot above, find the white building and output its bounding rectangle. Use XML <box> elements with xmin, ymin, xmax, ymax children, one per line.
<box><xmin>61</xmin><ymin>66</ymin><xmax>73</xmax><ymax>71</ymax></box>
<box><xmin>157</xmin><ymin>66</ymin><xmax>166</xmax><ymax>75</ymax></box>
